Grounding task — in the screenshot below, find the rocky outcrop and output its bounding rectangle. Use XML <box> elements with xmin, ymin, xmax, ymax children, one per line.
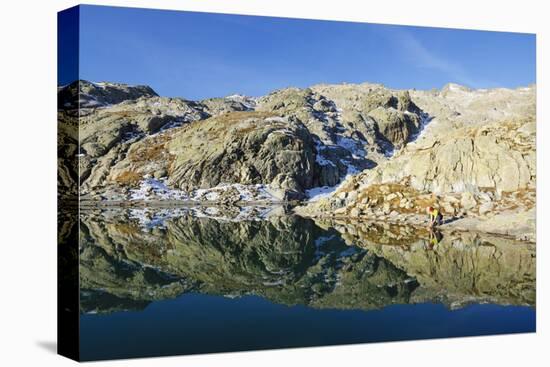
<box><xmin>200</xmin><ymin>94</ymin><xmax>256</xmax><ymax>115</ymax></box>
<box><xmin>167</xmin><ymin>112</ymin><xmax>318</xmax><ymax>197</ymax></box>
<box><xmin>297</xmin><ymin>84</ymin><xmax>536</xmax><ymax>240</ymax></box>
<box><xmin>58</xmin><ymin>110</ymin><xmax>79</xmax><ymax>198</ymax></box>
<box><xmin>357</xmin><ymin>118</ymin><xmax>535</xmax><ymax>194</ymax></box>
<box><xmin>60</xmin><ymin>80</ymin><xmax>428</xmax><ymax>201</ymax></box>
<box><xmin>103</xmin><ymin>111</ymin><xmax>324</xmax><ymax>200</ymax></box>
<box><xmin>59</xmin><ymin>80</ymin><xmax>158</xmax><ymax>109</ymax></box>
<box><xmin>63</xmin><ymin>82</ymin><xmax>211</xmax><ymax>194</ymax></box>
<box><xmin>297</xmin><ymin>180</ymin><xmax>536</xmax><ymax>241</ymax></box>
<box><xmin>118</xmin><ymin>87</ymin><xmax>416</xmax><ymax>198</ymax></box>
<box><xmin>310</xmin><ymin>83</ymin><xmax>426</xmax><ymax>150</ymax></box>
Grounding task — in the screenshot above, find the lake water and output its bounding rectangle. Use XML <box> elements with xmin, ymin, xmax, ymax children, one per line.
<box><xmin>71</xmin><ymin>207</ymin><xmax>536</xmax><ymax>361</ymax></box>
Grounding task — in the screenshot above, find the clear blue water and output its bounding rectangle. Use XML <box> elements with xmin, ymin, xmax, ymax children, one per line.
<box><xmin>80</xmin><ymin>293</ymin><xmax>535</xmax><ymax>360</ymax></box>
<box><xmin>76</xmin><ymin>211</ymin><xmax>536</xmax><ymax>361</ymax></box>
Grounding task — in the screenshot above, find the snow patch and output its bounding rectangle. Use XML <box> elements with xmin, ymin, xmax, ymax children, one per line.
<box><xmin>305</xmin><ymin>166</ymin><xmax>357</xmax><ymax>202</ymax></box>
<box><xmin>126</xmin><ymin>205</ymin><xmax>280</xmax><ymax>230</ymax></box>
<box><xmin>337</xmin><ymin>136</ymin><xmax>366</xmax><ymax>159</ymax></box>
<box><xmin>265</xmin><ymin>116</ymin><xmax>286</xmax><ymax>123</ymax></box>
<box><xmin>129</xmin><ymin>207</ymin><xmax>185</xmax><ymax>229</ymax></box>
<box><xmin>225</xmin><ymin>94</ymin><xmax>257</xmax><ymax>110</ymax></box>
<box><xmin>306</xmin><ymin>185</ymin><xmax>339</xmax><ymax>202</ymax></box>
<box><xmin>130</xmin><ymin>179</ymin><xmax>283</xmax><ymax>204</ymax></box>
<box><xmin>315</xmin><ymin>140</ymin><xmax>337</xmax><ymax>167</ymax></box>
<box><xmin>130</xmin><ymin>178</ymin><xmax>188</xmax><ymax>201</ymax></box>
<box><xmin>193</xmin><ymin>183</ymin><xmax>278</xmax><ymax>202</ymax></box>
<box><xmin>407</xmin><ymin>112</ymin><xmax>433</xmax><ymax>145</ymax></box>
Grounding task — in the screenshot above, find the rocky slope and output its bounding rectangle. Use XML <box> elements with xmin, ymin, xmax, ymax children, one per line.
<box><xmin>296</xmin><ymin>84</ymin><xmax>536</xmax><ymax>240</ymax></box>
<box><xmin>58</xmin><ymin>80</ymin><xmax>536</xmax><ymax>239</ymax></box>
<box><xmin>58</xmin><ymin>80</ymin><xmax>429</xmax><ymax>202</ymax></box>
<box><xmin>58</xmin><ymin>110</ymin><xmax>79</xmax><ymax>199</ymax></box>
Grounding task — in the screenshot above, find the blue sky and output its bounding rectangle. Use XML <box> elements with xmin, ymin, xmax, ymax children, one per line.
<box><xmin>68</xmin><ymin>5</ymin><xmax>535</xmax><ymax>99</ymax></box>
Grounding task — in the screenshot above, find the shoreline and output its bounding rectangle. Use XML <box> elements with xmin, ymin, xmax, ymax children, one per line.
<box><xmin>299</xmin><ymin>206</ymin><xmax>535</xmax><ymax>243</ymax></box>
<box><xmin>310</xmin><ymin>215</ymin><xmax>535</xmax><ymax>244</ymax></box>
<box><xmin>70</xmin><ymin>198</ymin><xmax>534</xmax><ymax>243</ymax></box>
<box><xmin>77</xmin><ymin>198</ymin><xmax>295</xmax><ymax>208</ymax></box>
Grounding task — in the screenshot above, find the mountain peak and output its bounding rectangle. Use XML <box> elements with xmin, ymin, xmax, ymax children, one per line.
<box><xmin>58</xmin><ymin>80</ymin><xmax>158</xmax><ymax>109</ymax></box>
<box><xmin>441</xmin><ymin>83</ymin><xmax>471</xmax><ymax>93</ymax></box>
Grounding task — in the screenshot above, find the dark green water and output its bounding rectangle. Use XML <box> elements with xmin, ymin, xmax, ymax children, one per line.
<box><xmin>72</xmin><ymin>208</ymin><xmax>536</xmax><ymax>361</ymax></box>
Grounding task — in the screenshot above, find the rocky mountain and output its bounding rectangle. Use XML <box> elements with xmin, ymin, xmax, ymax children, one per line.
<box><xmin>296</xmin><ymin>84</ymin><xmax>536</xmax><ymax>240</ymax></box>
<box><xmin>58</xmin><ymin>80</ymin><xmax>536</xmax><ymax>239</ymax></box>
<box><xmin>58</xmin><ymin>80</ymin><xmax>430</xmax><ymax>202</ymax></box>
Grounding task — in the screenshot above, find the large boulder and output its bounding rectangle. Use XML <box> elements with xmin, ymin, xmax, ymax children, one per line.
<box><xmin>367</xmin><ymin>106</ymin><xmax>422</xmax><ymax>149</ymax></box>
<box><xmin>166</xmin><ymin>112</ymin><xmax>318</xmax><ymax>195</ymax></box>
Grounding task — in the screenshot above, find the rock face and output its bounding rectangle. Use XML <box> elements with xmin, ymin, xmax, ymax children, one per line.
<box><xmin>58</xmin><ymin>110</ymin><xmax>79</xmax><ymax>199</ymax></box>
<box><xmin>310</xmin><ymin>84</ymin><xmax>426</xmax><ymax>150</ymax></box>
<box><xmin>314</xmin><ymin>83</ymin><xmax>536</xmax><ymax>196</ymax></box>
<box><xmin>200</xmin><ymin>94</ymin><xmax>256</xmax><ymax>115</ymax></box>
<box><xmin>59</xmin><ymin>80</ymin><xmax>430</xmax><ymax>200</ymax></box>
<box><xmin>103</xmin><ymin>110</ymin><xmax>347</xmax><ymax>200</ymax></box>
<box><xmin>167</xmin><ymin>112</ymin><xmax>317</xmax><ymax>196</ymax></box>
<box><xmin>296</xmin><ymin>84</ymin><xmax>536</xmax><ymax>240</ymax></box>
<box><xmin>78</xmin><ymin>92</ymin><xmax>209</xmax><ymax>192</ymax></box>
<box><xmin>59</xmin><ymin>80</ymin><xmax>158</xmax><ymax>109</ymax></box>
<box><xmin>359</xmin><ymin>118</ymin><xmax>535</xmax><ymax>194</ymax></box>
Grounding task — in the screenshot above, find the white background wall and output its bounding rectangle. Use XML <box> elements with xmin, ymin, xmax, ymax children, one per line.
<box><xmin>0</xmin><ymin>0</ymin><xmax>547</xmax><ymax>366</ymax></box>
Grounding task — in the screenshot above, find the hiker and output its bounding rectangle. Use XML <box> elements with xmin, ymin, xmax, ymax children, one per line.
<box><xmin>426</xmin><ymin>206</ymin><xmax>443</xmax><ymax>228</ymax></box>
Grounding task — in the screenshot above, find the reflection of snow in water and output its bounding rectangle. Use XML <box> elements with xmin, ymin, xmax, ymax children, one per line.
<box><xmin>129</xmin><ymin>207</ymin><xmax>188</xmax><ymax>229</ymax></box>
<box><xmin>262</xmin><ymin>279</ymin><xmax>286</xmax><ymax>287</ymax></box>
<box><xmin>311</xmin><ymin>230</ymin><xmax>368</xmax><ymax>292</ymax></box>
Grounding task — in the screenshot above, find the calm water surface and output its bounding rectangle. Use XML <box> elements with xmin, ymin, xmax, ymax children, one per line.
<box><xmin>71</xmin><ymin>207</ymin><xmax>535</xmax><ymax>361</ymax></box>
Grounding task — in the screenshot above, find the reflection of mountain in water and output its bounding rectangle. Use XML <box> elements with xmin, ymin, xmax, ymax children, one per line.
<box><xmin>317</xmin><ymin>219</ymin><xmax>536</xmax><ymax>309</ymax></box>
<box><xmin>73</xmin><ymin>209</ymin><xmax>535</xmax><ymax>314</ymax></box>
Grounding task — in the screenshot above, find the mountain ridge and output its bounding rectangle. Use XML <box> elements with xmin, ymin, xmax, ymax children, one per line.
<box><xmin>58</xmin><ymin>79</ymin><xmax>536</xmax><ymax>240</ymax></box>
